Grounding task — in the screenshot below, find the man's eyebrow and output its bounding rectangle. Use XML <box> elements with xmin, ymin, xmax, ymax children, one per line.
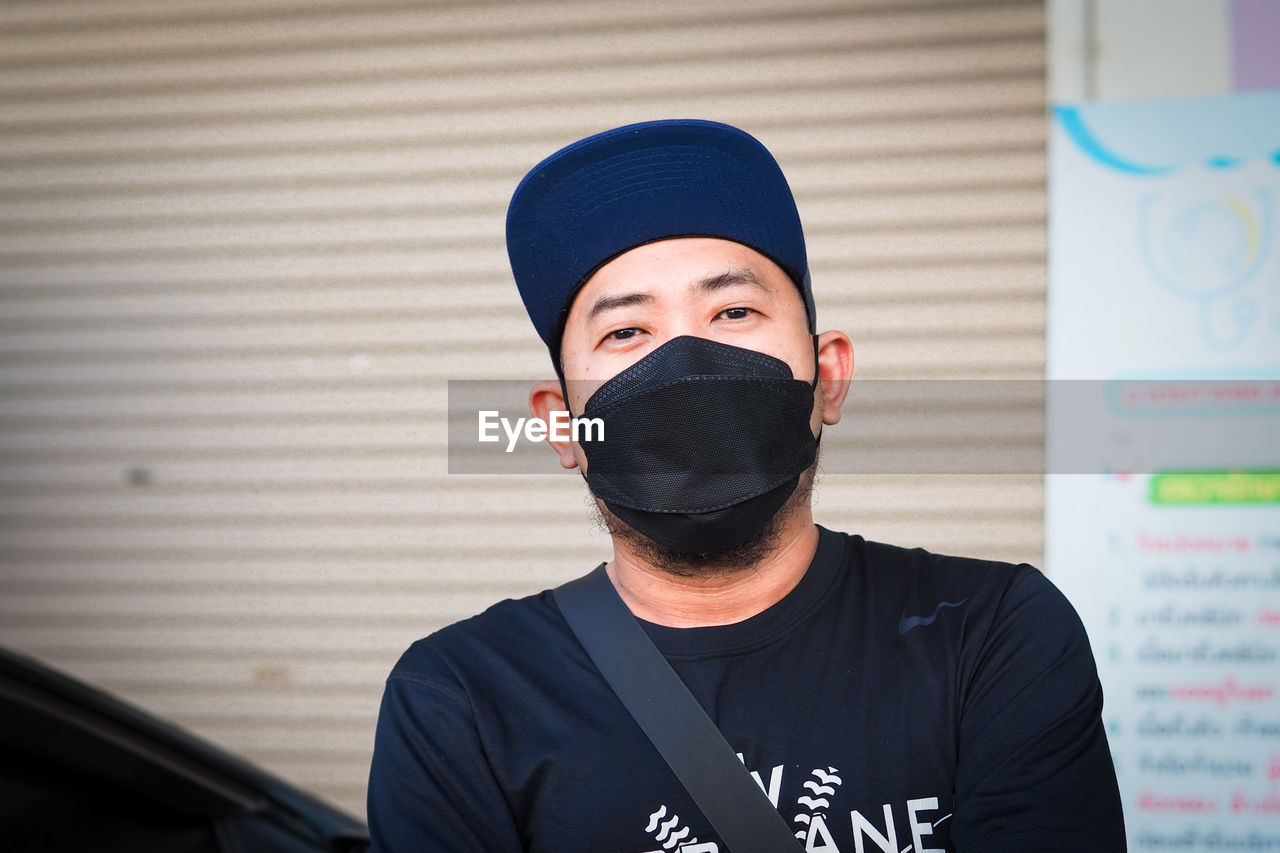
<box><xmin>587</xmin><ymin>292</ymin><xmax>653</xmax><ymax>321</ymax></box>
<box><xmin>586</xmin><ymin>269</ymin><xmax>765</xmax><ymax>321</ymax></box>
<box><xmin>695</xmin><ymin>268</ymin><xmax>768</xmax><ymax>294</ymax></box>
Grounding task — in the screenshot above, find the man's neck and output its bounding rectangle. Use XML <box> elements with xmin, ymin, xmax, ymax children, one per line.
<box><xmin>605</xmin><ymin>515</ymin><xmax>820</xmax><ymax>628</ymax></box>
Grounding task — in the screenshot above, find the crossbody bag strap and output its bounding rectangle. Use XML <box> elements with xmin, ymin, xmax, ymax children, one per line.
<box><xmin>554</xmin><ymin>566</ymin><xmax>803</xmax><ymax>853</ymax></box>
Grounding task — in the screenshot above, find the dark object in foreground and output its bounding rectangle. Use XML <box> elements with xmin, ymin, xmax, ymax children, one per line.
<box><xmin>0</xmin><ymin>646</ymin><xmax>369</xmax><ymax>853</ymax></box>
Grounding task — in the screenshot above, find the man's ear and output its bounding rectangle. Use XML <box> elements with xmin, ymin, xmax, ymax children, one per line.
<box><xmin>529</xmin><ymin>380</ymin><xmax>579</xmax><ymax>470</ymax></box>
<box><xmin>816</xmin><ymin>331</ymin><xmax>854</xmax><ymax>426</ymax></box>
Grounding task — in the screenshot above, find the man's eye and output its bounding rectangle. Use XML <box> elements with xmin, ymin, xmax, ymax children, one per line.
<box><xmin>607</xmin><ymin>328</ymin><xmax>640</xmax><ymax>341</ymax></box>
<box><xmin>719</xmin><ymin>307</ymin><xmax>752</xmax><ymax>320</ymax></box>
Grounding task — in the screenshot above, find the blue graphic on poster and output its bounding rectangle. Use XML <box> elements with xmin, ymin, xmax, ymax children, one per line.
<box><xmin>1139</xmin><ymin>187</ymin><xmax>1269</xmax><ymax>349</ymax></box>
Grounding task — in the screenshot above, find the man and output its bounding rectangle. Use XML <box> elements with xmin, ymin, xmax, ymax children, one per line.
<box><xmin>368</xmin><ymin>120</ymin><xmax>1126</xmax><ymax>852</ymax></box>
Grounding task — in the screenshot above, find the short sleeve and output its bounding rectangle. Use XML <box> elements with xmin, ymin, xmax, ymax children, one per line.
<box><xmin>952</xmin><ymin>568</ymin><xmax>1127</xmax><ymax>852</ymax></box>
<box><xmin>367</xmin><ymin>670</ymin><xmax>524</xmax><ymax>853</ymax></box>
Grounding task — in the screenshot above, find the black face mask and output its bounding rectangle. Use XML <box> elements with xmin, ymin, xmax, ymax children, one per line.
<box><xmin>573</xmin><ymin>335</ymin><xmax>819</xmax><ymax>555</ymax></box>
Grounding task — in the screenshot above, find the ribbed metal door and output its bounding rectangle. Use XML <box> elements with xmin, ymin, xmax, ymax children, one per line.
<box><xmin>0</xmin><ymin>0</ymin><xmax>1046</xmax><ymax>816</ymax></box>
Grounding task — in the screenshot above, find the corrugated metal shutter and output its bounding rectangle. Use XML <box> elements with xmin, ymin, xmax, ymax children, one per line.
<box><xmin>0</xmin><ymin>0</ymin><xmax>1046</xmax><ymax>817</ymax></box>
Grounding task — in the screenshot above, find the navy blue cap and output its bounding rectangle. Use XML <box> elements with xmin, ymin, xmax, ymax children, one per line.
<box><xmin>505</xmin><ymin>119</ymin><xmax>814</xmax><ymax>356</ymax></box>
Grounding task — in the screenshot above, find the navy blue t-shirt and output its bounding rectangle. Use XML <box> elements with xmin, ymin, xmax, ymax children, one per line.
<box><xmin>368</xmin><ymin>527</ymin><xmax>1125</xmax><ymax>852</ymax></box>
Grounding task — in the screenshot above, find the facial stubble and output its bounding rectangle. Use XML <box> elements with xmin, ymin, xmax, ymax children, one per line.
<box><xmin>589</xmin><ymin>454</ymin><xmax>819</xmax><ymax>580</ymax></box>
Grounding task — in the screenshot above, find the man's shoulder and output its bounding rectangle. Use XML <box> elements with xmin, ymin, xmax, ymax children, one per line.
<box><xmin>827</xmin><ymin>533</ymin><xmax>1092</xmax><ymax>689</ymax></box>
<box><xmin>827</xmin><ymin>530</ymin><xmax>1066</xmax><ymax>636</ymax></box>
<box><xmin>388</xmin><ymin>586</ymin><xmax>569</xmax><ymax>690</ymax></box>
<box><xmin>851</xmin><ymin>533</ymin><xmax>1040</xmax><ymax>595</ymax></box>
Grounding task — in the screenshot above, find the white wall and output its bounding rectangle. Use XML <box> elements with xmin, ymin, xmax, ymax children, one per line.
<box><xmin>1049</xmin><ymin>0</ymin><xmax>1232</xmax><ymax>101</ymax></box>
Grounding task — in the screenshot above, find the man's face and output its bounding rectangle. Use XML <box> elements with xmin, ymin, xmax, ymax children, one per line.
<box><xmin>558</xmin><ymin>236</ymin><xmax>817</xmax><ymax>417</ymax></box>
<box><xmin>553</xmin><ymin>236</ymin><xmax>822</xmax><ymax>573</ymax></box>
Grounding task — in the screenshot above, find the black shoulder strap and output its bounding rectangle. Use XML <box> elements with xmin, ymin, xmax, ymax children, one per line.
<box><xmin>554</xmin><ymin>566</ymin><xmax>803</xmax><ymax>853</ymax></box>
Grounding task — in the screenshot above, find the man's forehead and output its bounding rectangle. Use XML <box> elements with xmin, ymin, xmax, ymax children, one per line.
<box><xmin>570</xmin><ymin>238</ymin><xmax>792</xmax><ymax>321</ymax></box>
<box><xmin>583</xmin><ymin>267</ymin><xmax>769</xmax><ymax>322</ymax></box>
